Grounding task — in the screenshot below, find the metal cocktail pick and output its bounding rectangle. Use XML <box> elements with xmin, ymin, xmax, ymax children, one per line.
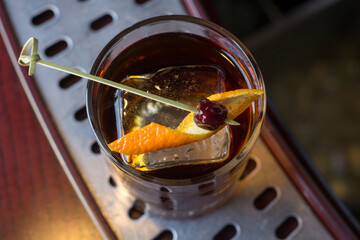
<box><xmin>18</xmin><ymin>37</ymin><xmax>239</xmax><ymax>126</ymax></box>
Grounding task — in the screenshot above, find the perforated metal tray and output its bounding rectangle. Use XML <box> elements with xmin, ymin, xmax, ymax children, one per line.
<box><xmin>1</xmin><ymin>0</ymin><xmax>334</xmax><ymax>239</ymax></box>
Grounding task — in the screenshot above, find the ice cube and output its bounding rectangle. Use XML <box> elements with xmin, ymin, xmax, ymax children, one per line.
<box><xmin>115</xmin><ymin>65</ymin><xmax>231</xmax><ymax>170</ymax></box>
<box><xmin>136</xmin><ymin>127</ymin><xmax>230</xmax><ymax>170</ymax></box>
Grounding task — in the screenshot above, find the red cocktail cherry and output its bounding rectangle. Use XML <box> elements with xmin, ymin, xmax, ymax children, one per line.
<box><xmin>194</xmin><ymin>99</ymin><xmax>228</xmax><ymax>130</ymax></box>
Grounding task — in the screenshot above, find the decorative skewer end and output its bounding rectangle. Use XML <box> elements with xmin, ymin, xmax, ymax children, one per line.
<box><xmin>18</xmin><ymin>37</ymin><xmax>41</xmax><ymax>76</ymax></box>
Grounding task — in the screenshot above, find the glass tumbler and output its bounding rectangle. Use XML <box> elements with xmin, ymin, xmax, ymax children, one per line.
<box><xmin>87</xmin><ymin>15</ymin><xmax>266</xmax><ymax>218</ymax></box>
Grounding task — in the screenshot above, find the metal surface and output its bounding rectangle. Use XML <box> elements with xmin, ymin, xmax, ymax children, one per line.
<box><xmin>3</xmin><ymin>0</ymin><xmax>333</xmax><ymax>239</ymax></box>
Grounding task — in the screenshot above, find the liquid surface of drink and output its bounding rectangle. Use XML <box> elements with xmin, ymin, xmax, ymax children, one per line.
<box><xmin>97</xmin><ymin>33</ymin><xmax>252</xmax><ymax>179</ymax></box>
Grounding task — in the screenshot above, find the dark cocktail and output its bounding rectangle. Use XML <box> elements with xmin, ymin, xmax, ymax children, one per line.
<box><xmin>87</xmin><ymin>15</ymin><xmax>265</xmax><ymax>218</ymax></box>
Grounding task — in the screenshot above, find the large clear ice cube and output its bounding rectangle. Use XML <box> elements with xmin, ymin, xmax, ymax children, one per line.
<box><xmin>114</xmin><ymin>65</ymin><xmax>231</xmax><ymax>170</ymax></box>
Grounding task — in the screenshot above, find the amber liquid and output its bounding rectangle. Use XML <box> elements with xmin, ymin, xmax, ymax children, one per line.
<box><xmin>97</xmin><ymin>33</ymin><xmax>252</xmax><ymax>179</ymax></box>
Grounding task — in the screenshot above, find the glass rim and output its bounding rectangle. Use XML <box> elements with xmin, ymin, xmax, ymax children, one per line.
<box><xmin>86</xmin><ymin>15</ymin><xmax>266</xmax><ymax>186</ymax></box>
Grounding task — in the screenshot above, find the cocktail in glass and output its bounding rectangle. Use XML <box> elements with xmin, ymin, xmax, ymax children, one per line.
<box><xmin>87</xmin><ymin>15</ymin><xmax>266</xmax><ymax>218</ymax></box>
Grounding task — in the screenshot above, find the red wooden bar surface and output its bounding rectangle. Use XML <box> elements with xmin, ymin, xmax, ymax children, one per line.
<box><xmin>0</xmin><ymin>33</ymin><xmax>103</xmax><ymax>240</ymax></box>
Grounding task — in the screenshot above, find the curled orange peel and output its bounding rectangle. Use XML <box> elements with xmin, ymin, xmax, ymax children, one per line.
<box><xmin>108</xmin><ymin>89</ymin><xmax>264</xmax><ymax>155</ymax></box>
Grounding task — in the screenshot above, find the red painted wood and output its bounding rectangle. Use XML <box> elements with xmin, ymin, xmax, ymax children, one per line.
<box><xmin>0</xmin><ymin>36</ymin><xmax>102</xmax><ymax>240</ymax></box>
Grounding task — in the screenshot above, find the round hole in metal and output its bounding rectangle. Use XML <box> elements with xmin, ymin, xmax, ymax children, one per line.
<box><xmin>275</xmin><ymin>216</ymin><xmax>299</xmax><ymax>239</ymax></box>
<box><xmin>152</xmin><ymin>230</ymin><xmax>173</xmax><ymax>240</ymax></box>
<box><xmin>213</xmin><ymin>224</ymin><xmax>237</xmax><ymax>240</ymax></box>
<box><xmin>59</xmin><ymin>74</ymin><xmax>82</xmax><ymax>89</ymax></box>
<box><xmin>31</xmin><ymin>9</ymin><xmax>55</xmax><ymax>25</ymax></box>
<box><xmin>254</xmin><ymin>187</ymin><xmax>277</xmax><ymax>210</ymax></box>
<box><xmin>108</xmin><ymin>176</ymin><xmax>117</xmax><ymax>187</ymax></box>
<box><xmin>45</xmin><ymin>39</ymin><xmax>68</xmax><ymax>57</ymax></box>
<box><xmin>90</xmin><ymin>14</ymin><xmax>113</xmax><ymax>31</ymax></box>
<box><xmin>74</xmin><ymin>106</ymin><xmax>87</xmax><ymax>121</ymax></box>
<box><xmin>135</xmin><ymin>0</ymin><xmax>151</xmax><ymax>4</ymax></box>
<box><xmin>91</xmin><ymin>142</ymin><xmax>100</xmax><ymax>154</ymax></box>
<box><xmin>128</xmin><ymin>199</ymin><xmax>145</xmax><ymax>220</ymax></box>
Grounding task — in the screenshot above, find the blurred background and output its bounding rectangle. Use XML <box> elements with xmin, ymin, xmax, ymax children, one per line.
<box><xmin>205</xmin><ymin>0</ymin><xmax>360</xmax><ymax>221</ymax></box>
